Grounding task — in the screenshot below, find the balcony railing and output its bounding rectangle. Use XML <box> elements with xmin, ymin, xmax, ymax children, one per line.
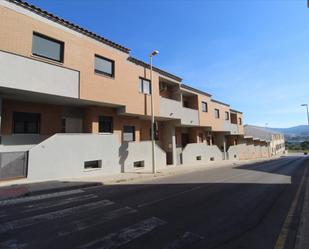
<box><xmin>0</xmin><ymin>51</ymin><xmax>79</xmax><ymax>98</ymax></box>
<box><xmin>160</xmin><ymin>97</ymin><xmax>199</xmax><ymax>125</ymax></box>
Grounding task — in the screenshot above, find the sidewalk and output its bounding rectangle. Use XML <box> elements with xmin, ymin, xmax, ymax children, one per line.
<box><xmin>0</xmin><ymin>157</ymin><xmax>279</xmax><ymax>201</ymax></box>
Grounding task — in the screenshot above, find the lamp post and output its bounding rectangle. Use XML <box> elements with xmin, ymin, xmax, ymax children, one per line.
<box><xmin>301</xmin><ymin>104</ymin><xmax>309</xmax><ymax>125</ymax></box>
<box><xmin>150</xmin><ymin>50</ymin><xmax>159</xmax><ymax>174</ymax></box>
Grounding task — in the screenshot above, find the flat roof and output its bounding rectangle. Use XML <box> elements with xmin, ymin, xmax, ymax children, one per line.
<box><xmin>180</xmin><ymin>84</ymin><xmax>212</xmax><ymax>97</ymax></box>
<box><xmin>128</xmin><ymin>57</ymin><xmax>182</xmax><ymax>82</ymax></box>
<box><xmin>211</xmin><ymin>99</ymin><xmax>230</xmax><ymax>107</ymax></box>
<box><xmin>7</xmin><ymin>0</ymin><xmax>130</xmax><ymax>53</ymax></box>
<box><xmin>230</xmin><ymin>109</ymin><xmax>243</xmax><ymax>114</ymax></box>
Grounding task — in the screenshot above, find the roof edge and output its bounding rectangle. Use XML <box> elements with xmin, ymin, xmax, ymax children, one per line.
<box><xmin>180</xmin><ymin>84</ymin><xmax>212</xmax><ymax>97</ymax></box>
<box><xmin>127</xmin><ymin>57</ymin><xmax>182</xmax><ymax>82</ymax></box>
<box><xmin>6</xmin><ymin>0</ymin><xmax>130</xmax><ymax>53</ymax></box>
<box><xmin>211</xmin><ymin>99</ymin><xmax>230</xmax><ymax>107</ymax></box>
<box><xmin>230</xmin><ymin>108</ymin><xmax>243</xmax><ymax>114</ymax></box>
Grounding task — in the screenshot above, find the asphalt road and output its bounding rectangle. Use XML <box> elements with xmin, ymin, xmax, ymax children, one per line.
<box><xmin>0</xmin><ymin>156</ymin><xmax>308</xmax><ymax>249</ymax></box>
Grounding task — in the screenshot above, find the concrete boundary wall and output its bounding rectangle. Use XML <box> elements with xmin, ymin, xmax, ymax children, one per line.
<box><xmin>27</xmin><ymin>134</ymin><xmax>167</xmax><ymax>181</ymax></box>
<box><xmin>28</xmin><ymin>134</ymin><xmax>121</xmax><ymax>181</ymax></box>
<box><xmin>227</xmin><ymin>145</ymin><xmax>240</xmax><ymax>160</ymax></box>
<box><xmin>120</xmin><ymin>141</ymin><xmax>166</xmax><ymax>173</ymax></box>
<box><xmin>0</xmin><ymin>135</ymin><xmax>48</xmax><ymax>152</ymax></box>
<box><xmin>182</xmin><ymin>143</ymin><xmax>223</xmax><ymax>166</ymax></box>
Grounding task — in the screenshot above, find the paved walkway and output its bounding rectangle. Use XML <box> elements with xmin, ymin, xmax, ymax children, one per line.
<box><xmin>0</xmin><ymin>157</ymin><xmax>281</xmax><ymax>201</ymax></box>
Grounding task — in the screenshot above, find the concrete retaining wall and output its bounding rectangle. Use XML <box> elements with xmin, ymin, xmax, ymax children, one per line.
<box><xmin>120</xmin><ymin>141</ymin><xmax>166</xmax><ymax>172</ymax></box>
<box><xmin>0</xmin><ymin>134</ymin><xmax>48</xmax><ymax>152</ymax></box>
<box><xmin>27</xmin><ymin>134</ymin><xmax>167</xmax><ymax>181</ymax></box>
<box><xmin>28</xmin><ymin>134</ymin><xmax>121</xmax><ymax>181</ymax></box>
<box><xmin>182</xmin><ymin>143</ymin><xmax>223</xmax><ymax>166</ymax></box>
<box><xmin>227</xmin><ymin>145</ymin><xmax>240</xmax><ymax>160</ymax></box>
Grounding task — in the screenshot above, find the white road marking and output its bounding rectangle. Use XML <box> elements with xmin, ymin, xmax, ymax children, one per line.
<box><xmin>78</xmin><ymin>217</ymin><xmax>166</xmax><ymax>249</ymax></box>
<box><xmin>22</xmin><ymin>194</ymin><xmax>98</xmax><ymax>213</ymax></box>
<box><xmin>0</xmin><ymin>200</ymin><xmax>113</xmax><ymax>234</ymax></box>
<box><xmin>164</xmin><ymin>231</ymin><xmax>204</xmax><ymax>249</ymax></box>
<box><xmin>137</xmin><ymin>171</ymin><xmax>254</xmax><ymax>208</ymax></box>
<box><xmin>57</xmin><ymin>206</ymin><xmax>137</xmax><ymax>237</ymax></box>
<box><xmin>0</xmin><ymin>189</ymin><xmax>84</xmax><ymax>206</ymax></box>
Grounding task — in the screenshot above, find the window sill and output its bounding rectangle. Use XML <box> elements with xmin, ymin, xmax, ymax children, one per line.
<box><xmin>139</xmin><ymin>92</ymin><xmax>151</xmax><ymax>96</ymax></box>
<box><xmin>94</xmin><ymin>72</ymin><xmax>115</xmax><ymax>79</ymax></box>
<box><xmin>84</xmin><ymin>168</ymin><xmax>102</xmax><ymax>172</ymax></box>
<box><xmin>31</xmin><ymin>54</ymin><xmax>64</xmax><ymax>66</ymax></box>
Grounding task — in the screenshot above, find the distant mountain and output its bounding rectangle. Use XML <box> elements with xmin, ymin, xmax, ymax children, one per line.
<box><xmin>268</xmin><ymin>125</ymin><xmax>309</xmax><ymax>143</ymax></box>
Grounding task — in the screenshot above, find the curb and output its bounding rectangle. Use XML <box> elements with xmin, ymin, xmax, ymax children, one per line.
<box><xmin>0</xmin><ymin>182</ymin><xmax>102</xmax><ymax>201</ymax></box>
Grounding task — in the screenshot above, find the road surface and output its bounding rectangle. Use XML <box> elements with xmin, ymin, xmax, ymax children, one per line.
<box><xmin>0</xmin><ymin>156</ymin><xmax>308</xmax><ymax>249</ymax></box>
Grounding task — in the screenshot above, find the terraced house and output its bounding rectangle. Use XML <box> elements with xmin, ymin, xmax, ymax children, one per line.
<box><xmin>0</xmin><ymin>0</ymin><xmax>283</xmax><ymax>181</ymax></box>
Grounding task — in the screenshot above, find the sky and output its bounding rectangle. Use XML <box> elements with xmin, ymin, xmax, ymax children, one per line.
<box><xmin>27</xmin><ymin>0</ymin><xmax>309</xmax><ymax>128</ymax></box>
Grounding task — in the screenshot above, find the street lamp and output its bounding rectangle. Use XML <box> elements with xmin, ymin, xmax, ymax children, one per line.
<box><xmin>150</xmin><ymin>50</ymin><xmax>159</xmax><ymax>174</ymax></box>
<box><xmin>301</xmin><ymin>104</ymin><xmax>309</xmax><ymax>125</ymax></box>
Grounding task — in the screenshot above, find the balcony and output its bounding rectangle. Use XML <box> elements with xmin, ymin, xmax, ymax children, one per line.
<box><xmin>160</xmin><ymin>97</ymin><xmax>199</xmax><ymax>126</ymax></box>
<box><xmin>0</xmin><ymin>51</ymin><xmax>79</xmax><ymax>98</ymax></box>
<box><xmin>223</xmin><ymin>121</ymin><xmax>239</xmax><ymax>134</ymax></box>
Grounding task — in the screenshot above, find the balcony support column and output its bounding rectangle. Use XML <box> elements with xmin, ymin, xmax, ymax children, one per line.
<box><xmin>223</xmin><ymin>139</ymin><xmax>227</xmax><ymax>160</ymax></box>
<box><xmin>171</xmin><ymin>126</ymin><xmax>177</xmax><ymax>166</ymax></box>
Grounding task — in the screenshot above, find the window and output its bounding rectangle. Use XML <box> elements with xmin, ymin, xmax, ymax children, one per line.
<box><xmin>13</xmin><ymin>112</ymin><xmax>40</xmax><ymax>134</ymax></box>
<box><xmin>95</xmin><ymin>55</ymin><xmax>114</xmax><ymax>77</ymax></box>
<box><xmin>239</xmin><ymin>117</ymin><xmax>242</xmax><ymax>125</ymax></box>
<box><xmin>84</xmin><ymin>160</ymin><xmax>101</xmax><ymax>169</ymax></box>
<box><xmin>139</xmin><ymin>78</ymin><xmax>151</xmax><ymax>95</ymax></box>
<box><xmin>99</xmin><ymin>116</ymin><xmax>113</xmax><ymax>133</ymax></box>
<box><xmin>123</xmin><ymin>126</ymin><xmax>135</xmax><ymax>142</ymax></box>
<box><xmin>225</xmin><ymin>111</ymin><xmax>229</xmax><ymax>120</ymax></box>
<box><xmin>214</xmin><ymin>109</ymin><xmax>220</xmax><ymax>119</ymax></box>
<box><xmin>202</xmin><ymin>102</ymin><xmax>208</xmax><ymax>112</ymax></box>
<box><xmin>32</xmin><ymin>32</ymin><xmax>64</xmax><ymax>62</ymax></box>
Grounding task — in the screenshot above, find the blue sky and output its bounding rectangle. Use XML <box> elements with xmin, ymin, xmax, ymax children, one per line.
<box><xmin>27</xmin><ymin>0</ymin><xmax>309</xmax><ymax>128</ymax></box>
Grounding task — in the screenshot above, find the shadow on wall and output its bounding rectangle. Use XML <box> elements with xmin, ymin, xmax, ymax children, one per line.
<box><xmin>119</xmin><ymin>141</ymin><xmax>129</xmax><ymax>173</ymax></box>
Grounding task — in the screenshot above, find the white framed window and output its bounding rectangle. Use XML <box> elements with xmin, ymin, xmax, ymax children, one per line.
<box><xmin>139</xmin><ymin>78</ymin><xmax>151</xmax><ymax>95</ymax></box>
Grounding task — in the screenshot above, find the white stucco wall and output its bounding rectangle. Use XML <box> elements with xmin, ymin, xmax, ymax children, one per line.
<box><xmin>182</xmin><ymin>143</ymin><xmax>223</xmax><ymax>166</ymax></box>
<box><xmin>28</xmin><ymin>134</ymin><xmax>121</xmax><ymax>181</ymax></box>
<box><xmin>0</xmin><ymin>135</ymin><xmax>48</xmax><ymax>152</ymax></box>
<box><xmin>27</xmin><ymin>134</ymin><xmax>167</xmax><ymax>181</ymax></box>
<box><xmin>0</xmin><ymin>51</ymin><xmax>79</xmax><ymax>98</ymax></box>
<box><xmin>120</xmin><ymin>141</ymin><xmax>167</xmax><ymax>172</ymax></box>
<box><xmin>160</xmin><ymin>97</ymin><xmax>199</xmax><ymax>126</ymax></box>
<box><xmin>227</xmin><ymin>145</ymin><xmax>240</xmax><ymax>160</ymax></box>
